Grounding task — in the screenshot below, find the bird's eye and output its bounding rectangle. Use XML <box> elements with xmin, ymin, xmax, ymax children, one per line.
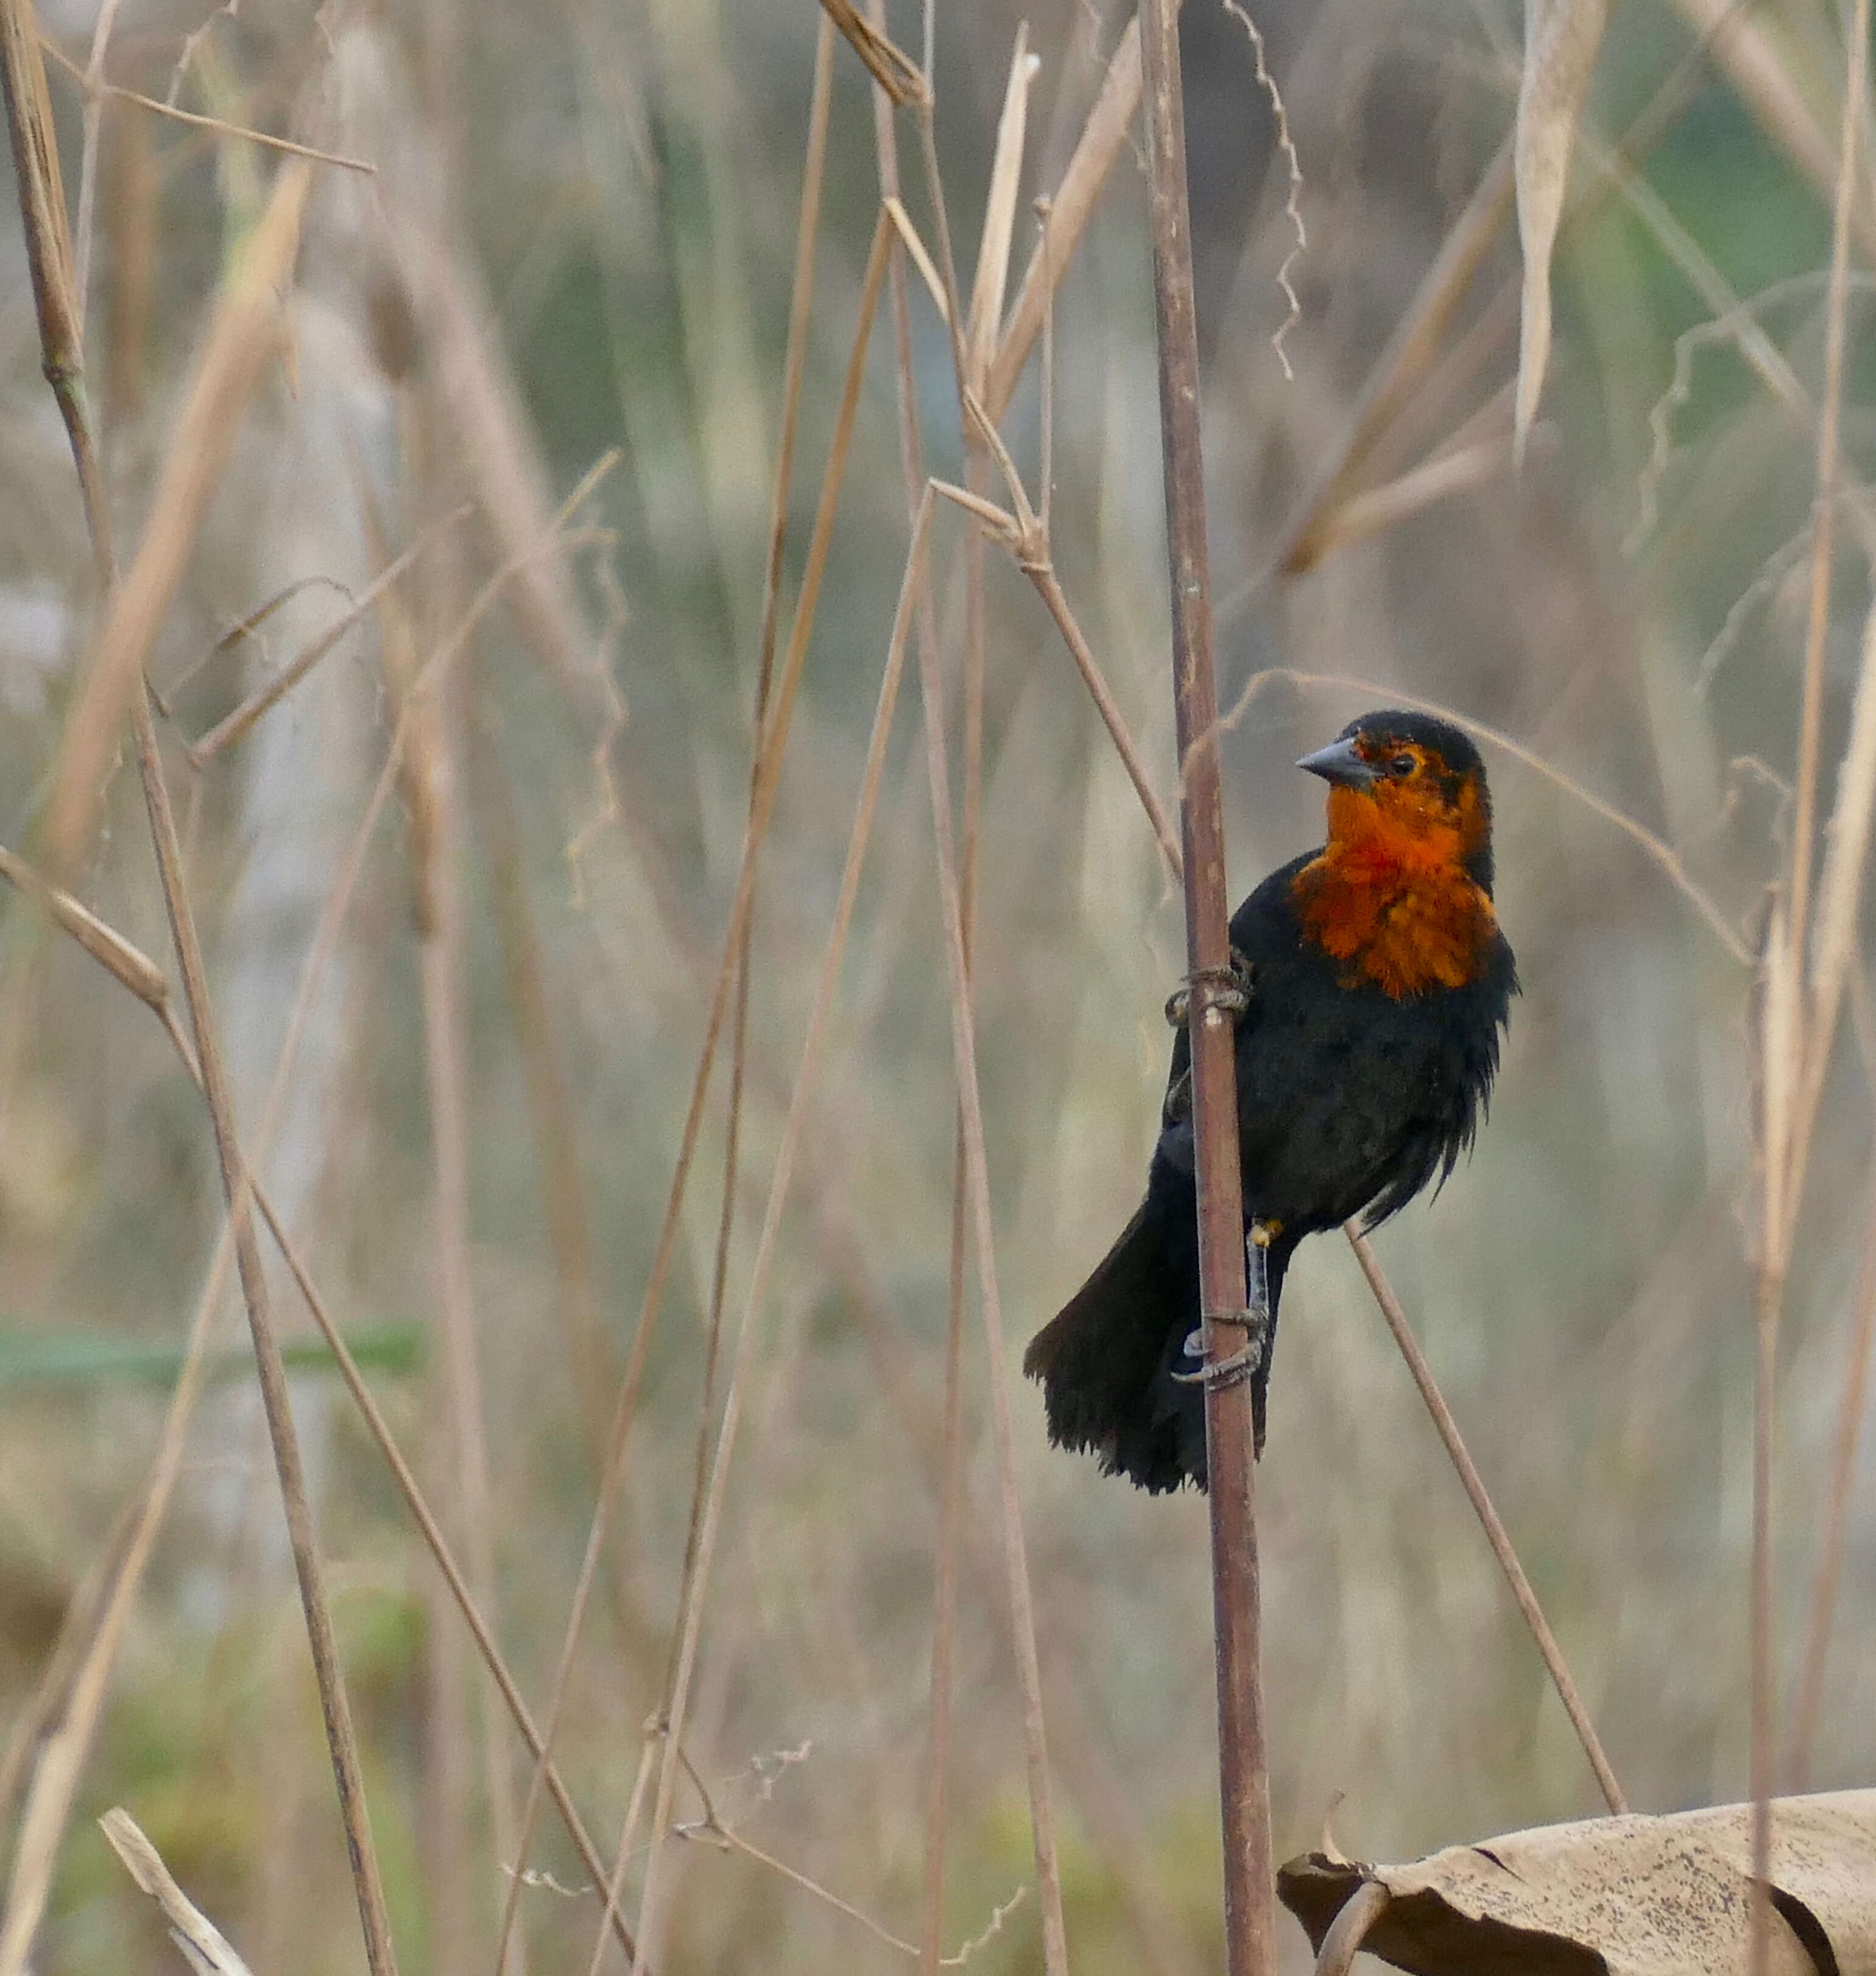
<box><xmin>1389</xmin><ymin>752</ymin><xmax>1416</xmax><ymax>777</ymax></box>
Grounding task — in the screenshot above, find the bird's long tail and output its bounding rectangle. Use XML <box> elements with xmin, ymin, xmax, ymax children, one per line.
<box><xmin>1023</xmin><ymin>1196</ymin><xmax>1286</xmax><ymax>1492</ymax></box>
<box><xmin>1022</xmin><ymin>1198</ymin><xmax>1196</xmax><ymax>1492</ymax></box>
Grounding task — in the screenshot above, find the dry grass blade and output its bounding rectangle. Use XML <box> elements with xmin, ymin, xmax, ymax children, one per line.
<box><xmin>884</xmin><ymin>197</ymin><xmax>950</xmax><ymax>323</ymax></box>
<box><xmin>1514</xmin><ymin>0</ymin><xmax>1610</xmax><ymax>462</ymax></box>
<box><xmin>911</xmin><ymin>499</ymin><xmax>1070</xmax><ymax>1976</ymax></box>
<box><xmin>967</xmin><ymin>25</ymin><xmax>1038</xmax><ymax>391</ymax></box>
<box><xmin>817</xmin><ymin>0</ymin><xmax>924</xmax><ymax>106</ymax></box>
<box><xmin>86</xmin><ymin>460</ymin><xmax>615</xmax><ymax>1976</ymax></box>
<box><xmin>0</xmin><ymin>841</ymin><xmax>168</xmax><ymax>1009</ymax></box>
<box><xmin>99</xmin><ymin>1808</ymin><xmax>255</xmax><ymax>1976</ymax></box>
<box><xmin>0</xmin><ymin>0</ymin><xmax>105</xmax><ymax>555</ymax></box>
<box><xmin>989</xmin><ymin>17</ymin><xmax>1140</xmax><ymax>422</ymax></box>
<box><xmin>161</xmin><ymin>468</ymin><xmax>633</xmax><ymax>1955</ymax></box>
<box><xmin>928</xmin><ymin>465</ymin><xmax>1184</xmax><ymax>880</ymax></box>
<box><xmin>42</xmin><ymin>160</ymin><xmax>312</xmax><ymax>876</ymax></box>
<box><xmin>1345</xmin><ymin>1229</ymin><xmax>1627</xmax><ymax>1814</ymax></box>
<box><xmin>616</xmin><ymin>493</ymin><xmax>925</xmax><ymax>1976</ymax></box>
<box><xmin>0</xmin><ymin>0</ymin><xmax>77</xmax><ymax>355</ymax></box>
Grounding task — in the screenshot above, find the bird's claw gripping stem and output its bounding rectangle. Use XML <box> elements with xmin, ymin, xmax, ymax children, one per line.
<box><xmin>1164</xmin><ymin>948</ymin><xmax>1252</xmax><ymax>1029</ymax></box>
<box><xmin>1171</xmin><ymin>1221</ymin><xmax>1278</xmax><ymax>1390</ymax></box>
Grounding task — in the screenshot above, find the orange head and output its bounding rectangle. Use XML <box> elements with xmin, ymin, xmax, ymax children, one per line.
<box><xmin>1290</xmin><ymin>711</ymin><xmax>1499</xmax><ymax>997</ymax></box>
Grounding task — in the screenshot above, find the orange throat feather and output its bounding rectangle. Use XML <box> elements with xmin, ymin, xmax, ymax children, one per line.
<box><xmin>1290</xmin><ymin>789</ymin><xmax>1497</xmax><ymax>998</ymax></box>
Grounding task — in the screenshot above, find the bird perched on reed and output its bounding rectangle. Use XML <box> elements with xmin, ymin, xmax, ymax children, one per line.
<box><xmin>1023</xmin><ymin>710</ymin><xmax>1517</xmax><ymax>1492</ymax></box>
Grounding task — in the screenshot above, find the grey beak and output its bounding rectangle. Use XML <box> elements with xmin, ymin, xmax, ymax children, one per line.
<box><xmin>1297</xmin><ymin>735</ymin><xmax>1377</xmax><ymax>789</ymax></box>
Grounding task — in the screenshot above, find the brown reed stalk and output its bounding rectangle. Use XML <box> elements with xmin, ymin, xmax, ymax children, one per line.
<box><xmin>1139</xmin><ymin>5</ymin><xmax>1274</xmax><ymax>1971</ymax></box>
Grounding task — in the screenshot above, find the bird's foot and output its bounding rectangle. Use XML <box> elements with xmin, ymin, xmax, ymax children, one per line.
<box><xmin>1163</xmin><ymin>948</ymin><xmax>1252</xmax><ymax>1029</ymax></box>
<box><xmin>1171</xmin><ymin>1305</ymin><xmax>1272</xmax><ymax>1392</ymax></box>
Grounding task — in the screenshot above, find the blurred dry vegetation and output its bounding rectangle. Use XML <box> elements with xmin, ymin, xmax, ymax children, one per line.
<box><xmin>1</xmin><ymin>0</ymin><xmax>1875</xmax><ymax>1971</ymax></box>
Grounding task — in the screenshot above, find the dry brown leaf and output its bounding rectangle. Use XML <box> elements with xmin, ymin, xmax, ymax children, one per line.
<box><xmin>1513</xmin><ymin>0</ymin><xmax>1609</xmax><ymax>464</ymax></box>
<box><xmin>1280</xmin><ymin>1791</ymin><xmax>1876</xmax><ymax>1975</ymax></box>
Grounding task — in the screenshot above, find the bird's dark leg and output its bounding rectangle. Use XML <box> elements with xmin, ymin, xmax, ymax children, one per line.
<box><xmin>1163</xmin><ymin>946</ymin><xmax>1252</xmax><ymax>1029</ymax></box>
<box><xmin>1246</xmin><ymin>1219</ymin><xmax>1278</xmax><ymax>1457</ymax></box>
<box><xmin>1171</xmin><ymin>1218</ymin><xmax>1279</xmax><ymax>1431</ymax></box>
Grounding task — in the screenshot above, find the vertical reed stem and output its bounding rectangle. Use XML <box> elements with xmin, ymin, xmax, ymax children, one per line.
<box><xmin>1138</xmin><ymin>7</ymin><xmax>1274</xmax><ymax>1971</ymax></box>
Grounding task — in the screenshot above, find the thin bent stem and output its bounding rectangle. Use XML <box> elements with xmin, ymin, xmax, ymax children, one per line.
<box><xmin>1345</xmin><ymin>1229</ymin><xmax>1627</xmax><ymax>1815</ymax></box>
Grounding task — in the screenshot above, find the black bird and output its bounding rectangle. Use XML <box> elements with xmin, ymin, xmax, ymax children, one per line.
<box><xmin>1023</xmin><ymin>711</ymin><xmax>1517</xmax><ymax>1492</ymax></box>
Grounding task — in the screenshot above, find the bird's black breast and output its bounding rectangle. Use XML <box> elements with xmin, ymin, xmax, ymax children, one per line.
<box><xmin>1152</xmin><ymin>852</ymin><xmax>1516</xmax><ymax>1240</ymax></box>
